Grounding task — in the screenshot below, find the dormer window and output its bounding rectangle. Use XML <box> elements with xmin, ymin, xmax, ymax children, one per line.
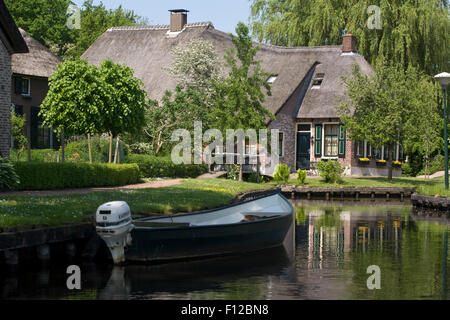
<box><xmin>311</xmin><ymin>73</ymin><xmax>324</xmax><ymax>89</ymax></box>
<box><xmin>266</xmin><ymin>75</ymin><xmax>278</xmax><ymax>84</ymax></box>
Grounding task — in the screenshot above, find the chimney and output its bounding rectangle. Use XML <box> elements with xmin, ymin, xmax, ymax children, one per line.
<box><xmin>169</xmin><ymin>9</ymin><xmax>189</xmax><ymax>32</ymax></box>
<box><xmin>342</xmin><ymin>32</ymin><xmax>357</xmax><ymax>54</ymax></box>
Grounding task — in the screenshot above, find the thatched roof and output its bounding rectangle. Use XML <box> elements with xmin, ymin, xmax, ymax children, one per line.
<box><xmin>82</xmin><ymin>22</ymin><xmax>373</xmax><ymax>118</ymax></box>
<box><xmin>11</xmin><ymin>29</ymin><xmax>62</xmax><ymax>78</ymax></box>
<box><xmin>0</xmin><ymin>0</ymin><xmax>28</xmax><ymax>54</ymax></box>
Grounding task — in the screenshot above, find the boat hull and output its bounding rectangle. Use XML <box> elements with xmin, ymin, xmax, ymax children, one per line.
<box><xmin>126</xmin><ymin>210</ymin><xmax>293</xmax><ymax>263</ymax></box>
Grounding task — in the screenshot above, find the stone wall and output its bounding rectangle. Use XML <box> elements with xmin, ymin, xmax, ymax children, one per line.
<box><xmin>0</xmin><ymin>40</ymin><xmax>11</xmax><ymax>158</ymax></box>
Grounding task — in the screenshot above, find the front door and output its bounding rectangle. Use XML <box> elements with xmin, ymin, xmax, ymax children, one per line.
<box><xmin>296</xmin><ymin>124</ymin><xmax>311</xmax><ymax>170</ymax></box>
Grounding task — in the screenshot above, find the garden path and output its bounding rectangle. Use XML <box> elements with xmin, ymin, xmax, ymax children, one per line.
<box><xmin>0</xmin><ymin>179</ymin><xmax>183</xmax><ymax>198</ymax></box>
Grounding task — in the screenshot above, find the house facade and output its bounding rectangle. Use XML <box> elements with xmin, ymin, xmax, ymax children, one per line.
<box><xmin>82</xmin><ymin>9</ymin><xmax>402</xmax><ymax>177</ymax></box>
<box><xmin>0</xmin><ymin>0</ymin><xmax>28</xmax><ymax>158</ymax></box>
<box><xmin>11</xmin><ymin>29</ymin><xmax>62</xmax><ymax>150</ymax></box>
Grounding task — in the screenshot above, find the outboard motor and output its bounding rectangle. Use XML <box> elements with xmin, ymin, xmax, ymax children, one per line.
<box><xmin>96</xmin><ymin>201</ymin><xmax>134</xmax><ymax>264</ymax></box>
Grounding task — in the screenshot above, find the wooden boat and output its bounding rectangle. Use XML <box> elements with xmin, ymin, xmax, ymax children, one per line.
<box><xmin>96</xmin><ymin>190</ymin><xmax>294</xmax><ymax>264</ymax></box>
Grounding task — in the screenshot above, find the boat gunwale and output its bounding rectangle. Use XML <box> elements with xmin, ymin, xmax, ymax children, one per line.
<box><xmin>133</xmin><ymin>189</ymin><xmax>294</xmax><ymax>231</ymax></box>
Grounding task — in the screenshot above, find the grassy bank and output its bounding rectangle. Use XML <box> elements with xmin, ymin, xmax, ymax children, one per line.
<box><xmin>0</xmin><ymin>179</ymin><xmax>269</xmax><ymax>228</ymax></box>
<box><xmin>269</xmin><ymin>176</ymin><xmax>445</xmax><ymax>189</ymax></box>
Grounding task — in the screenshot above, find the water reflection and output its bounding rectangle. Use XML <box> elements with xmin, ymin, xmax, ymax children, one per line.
<box><xmin>0</xmin><ymin>201</ymin><xmax>449</xmax><ymax>300</ymax></box>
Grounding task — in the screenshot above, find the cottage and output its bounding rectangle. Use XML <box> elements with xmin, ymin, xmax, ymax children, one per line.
<box><xmin>11</xmin><ymin>28</ymin><xmax>62</xmax><ymax>150</ymax></box>
<box><xmin>0</xmin><ymin>0</ymin><xmax>27</xmax><ymax>158</ymax></box>
<box><xmin>82</xmin><ymin>9</ymin><xmax>402</xmax><ymax>177</ymax></box>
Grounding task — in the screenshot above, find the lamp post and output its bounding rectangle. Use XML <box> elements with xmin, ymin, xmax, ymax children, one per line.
<box><xmin>434</xmin><ymin>72</ymin><xmax>450</xmax><ymax>190</ymax></box>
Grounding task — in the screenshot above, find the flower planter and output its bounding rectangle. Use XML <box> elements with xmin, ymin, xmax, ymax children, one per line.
<box><xmin>376</xmin><ymin>161</ymin><xmax>387</xmax><ymax>166</ymax></box>
<box><xmin>358</xmin><ymin>158</ymin><xmax>370</xmax><ymax>165</ymax></box>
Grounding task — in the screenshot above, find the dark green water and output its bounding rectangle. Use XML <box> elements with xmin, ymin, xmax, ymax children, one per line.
<box><xmin>1</xmin><ymin>201</ymin><xmax>449</xmax><ymax>300</ymax></box>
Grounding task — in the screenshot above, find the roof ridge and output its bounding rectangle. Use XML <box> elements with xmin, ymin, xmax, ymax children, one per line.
<box><xmin>204</xmin><ymin>28</ymin><xmax>341</xmax><ymax>52</ymax></box>
<box><xmin>107</xmin><ymin>22</ymin><xmax>214</xmax><ymax>32</ymax></box>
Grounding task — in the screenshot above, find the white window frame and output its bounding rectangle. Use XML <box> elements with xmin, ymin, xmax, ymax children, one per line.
<box><xmin>21</xmin><ymin>77</ymin><xmax>31</xmax><ymax>96</ymax></box>
<box><xmin>322</xmin><ymin>122</ymin><xmax>340</xmax><ymax>159</ymax></box>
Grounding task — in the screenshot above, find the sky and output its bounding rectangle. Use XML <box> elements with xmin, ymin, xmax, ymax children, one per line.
<box><xmin>72</xmin><ymin>0</ymin><xmax>252</xmax><ymax>34</ymax></box>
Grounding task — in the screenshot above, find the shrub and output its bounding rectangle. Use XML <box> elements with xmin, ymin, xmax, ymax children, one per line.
<box><xmin>247</xmin><ymin>172</ymin><xmax>264</xmax><ymax>184</ymax></box>
<box><xmin>10</xmin><ymin>149</ymin><xmax>61</xmax><ymax>162</ymax></box>
<box><xmin>128</xmin><ymin>142</ymin><xmax>153</xmax><ymax>155</ymax></box>
<box><xmin>401</xmin><ymin>162</ymin><xmax>415</xmax><ymax>177</ymax></box>
<box><xmin>13</xmin><ymin>162</ymin><xmax>140</xmax><ymax>190</ymax></box>
<box><xmin>316</xmin><ymin>160</ymin><xmax>344</xmax><ymax>184</ymax></box>
<box><xmin>65</xmin><ymin>138</ymin><xmax>129</xmax><ymax>163</ymax></box>
<box><xmin>0</xmin><ymin>157</ymin><xmax>20</xmax><ymax>190</ymax></box>
<box><xmin>127</xmin><ymin>154</ymin><xmax>208</xmax><ymax>178</ymax></box>
<box><xmin>297</xmin><ymin>169</ymin><xmax>307</xmax><ymax>185</ymax></box>
<box><xmin>226</xmin><ymin>164</ymin><xmax>240</xmax><ymax>181</ymax></box>
<box><xmin>273</xmin><ymin>164</ymin><xmax>290</xmax><ymax>184</ymax></box>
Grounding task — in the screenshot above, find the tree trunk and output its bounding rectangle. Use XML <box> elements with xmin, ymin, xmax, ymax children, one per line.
<box><xmin>27</xmin><ymin>125</ymin><xmax>31</xmax><ymax>162</ymax></box>
<box><xmin>108</xmin><ymin>135</ymin><xmax>113</xmax><ymax>163</ymax></box>
<box><xmin>256</xmin><ymin>145</ymin><xmax>261</xmax><ymax>183</ymax></box>
<box><xmin>88</xmin><ymin>134</ymin><xmax>92</xmax><ymax>164</ymax></box>
<box><xmin>387</xmin><ymin>147</ymin><xmax>393</xmax><ymax>183</ymax></box>
<box><xmin>113</xmin><ymin>137</ymin><xmax>120</xmax><ymax>164</ymax></box>
<box><xmin>61</xmin><ymin>129</ymin><xmax>65</xmax><ymax>163</ymax></box>
<box><xmin>239</xmin><ymin>165</ymin><xmax>243</xmax><ymax>182</ymax></box>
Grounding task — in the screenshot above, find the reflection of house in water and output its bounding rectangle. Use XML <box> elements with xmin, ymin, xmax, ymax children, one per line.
<box><xmin>305</xmin><ymin>207</ymin><xmax>403</xmax><ymax>268</ymax></box>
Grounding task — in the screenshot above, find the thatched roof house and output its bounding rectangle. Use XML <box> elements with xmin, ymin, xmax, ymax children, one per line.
<box><xmin>82</xmin><ymin>10</ymin><xmax>399</xmax><ymax>177</ymax></box>
<box><xmin>0</xmin><ymin>0</ymin><xmax>27</xmax><ymax>158</ymax></box>
<box><xmin>11</xmin><ymin>29</ymin><xmax>62</xmax><ymax>150</ymax></box>
<box><xmin>12</xmin><ymin>29</ymin><xmax>62</xmax><ymax>78</ymax></box>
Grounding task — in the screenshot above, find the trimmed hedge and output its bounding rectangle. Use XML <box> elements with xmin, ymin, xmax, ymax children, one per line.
<box><xmin>13</xmin><ymin>162</ymin><xmax>140</xmax><ymax>190</ymax></box>
<box><xmin>127</xmin><ymin>154</ymin><xmax>208</xmax><ymax>178</ymax></box>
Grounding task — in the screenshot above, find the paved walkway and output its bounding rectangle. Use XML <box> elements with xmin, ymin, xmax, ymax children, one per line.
<box><xmin>0</xmin><ymin>179</ymin><xmax>182</xmax><ymax>198</ymax></box>
<box><xmin>197</xmin><ymin>171</ymin><xmax>226</xmax><ymax>179</ymax></box>
<box><xmin>416</xmin><ymin>171</ymin><xmax>448</xmax><ymax>179</ymax></box>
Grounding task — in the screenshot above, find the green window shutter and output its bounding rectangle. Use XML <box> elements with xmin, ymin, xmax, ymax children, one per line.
<box><xmin>315</xmin><ymin>124</ymin><xmax>322</xmax><ymax>157</ymax></box>
<box><xmin>338</xmin><ymin>125</ymin><xmax>346</xmax><ymax>158</ymax></box>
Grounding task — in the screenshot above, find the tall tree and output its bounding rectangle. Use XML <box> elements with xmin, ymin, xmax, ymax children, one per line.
<box><xmin>210</xmin><ymin>22</ymin><xmax>274</xmax><ymax>181</ymax></box>
<box><xmin>39</xmin><ymin>59</ymin><xmax>107</xmax><ymax>162</ymax></box>
<box><xmin>67</xmin><ymin>0</ymin><xmax>145</xmax><ymax>58</ymax></box>
<box><xmin>338</xmin><ymin>63</ymin><xmax>442</xmax><ymax>182</ymax></box>
<box><xmin>5</xmin><ymin>0</ymin><xmax>145</xmax><ymax>58</ymax></box>
<box><xmin>165</xmin><ymin>39</ymin><xmax>222</xmax><ymax>99</ymax></box>
<box><xmin>5</xmin><ymin>0</ymin><xmax>75</xmax><ymax>57</ymax></box>
<box><xmin>143</xmin><ymin>86</ymin><xmax>206</xmax><ymax>155</ymax></box>
<box><xmin>250</xmin><ymin>0</ymin><xmax>450</xmax><ymax>75</ymax></box>
<box><xmin>99</xmin><ymin>60</ymin><xmax>148</xmax><ymax>162</ymax></box>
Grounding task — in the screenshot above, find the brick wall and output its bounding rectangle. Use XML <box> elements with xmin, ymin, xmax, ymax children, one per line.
<box><xmin>0</xmin><ymin>39</ymin><xmax>11</xmax><ymax>158</ymax></box>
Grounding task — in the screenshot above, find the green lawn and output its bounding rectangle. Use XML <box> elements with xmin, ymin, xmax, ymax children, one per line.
<box><xmin>1</xmin><ymin>175</ymin><xmax>449</xmax><ymax>229</ymax></box>
<box><xmin>0</xmin><ymin>179</ymin><xmax>269</xmax><ymax>228</ymax></box>
<box><xmin>269</xmin><ymin>175</ymin><xmax>447</xmax><ymax>190</ymax></box>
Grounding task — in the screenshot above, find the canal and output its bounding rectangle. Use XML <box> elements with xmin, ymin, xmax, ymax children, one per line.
<box><xmin>0</xmin><ymin>200</ymin><xmax>449</xmax><ymax>300</ymax></box>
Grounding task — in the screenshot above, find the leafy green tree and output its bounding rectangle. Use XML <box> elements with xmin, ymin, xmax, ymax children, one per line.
<box><xmin>210</xmin><ymin>22</ymin><xmax>274</xmax><ymax>181</ymax></box>
<box><xmin>250</xmin><ymin>0</ymin><xmax>450</xmax><ymax>75</ymax></box>
<box><xmin>10</xmin><ymin>111</ymin><xmax>28</xmax><ymax>161</ymax></box>
<box><xmin>403</xmin><ymin>75</ymin><xmax>443</xmax><ymax>178</ymax></box>
<box><xmin>338</xmin><ymin>64</ymin><xmax>441</xmax><ymax>182</ymax></box>
<box><xmin>143</xmin><ymin>86</ymin><xmax>206</xmax><ymax>155</ymax></box>
<box><xmin>5</xmin><ymin>0</ymin><xmax>144</xmax><ymax>58</ymax></box>
<box><xmin>68</xmin><ymin>0</ymin><xmax>144</xmax><ymax>58</ymax></box>
<box><xmin>39</xmin><ymin>59</ymin><xmax>107</xmax><ymax>162</ymax></box>
<box><xmin>165</xmin><ymin>39</ymin><xmax>222</xmax><ymax>99</ymax></box>
<box><xmin>5</xmin><ymin>0</ymin><xmax>75</xmax><ymax>57</ymax></box>
<box><xmin>98</xmin><ymin>60</ymin><xmax>148</xmax><ymax>162</ymax></box>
